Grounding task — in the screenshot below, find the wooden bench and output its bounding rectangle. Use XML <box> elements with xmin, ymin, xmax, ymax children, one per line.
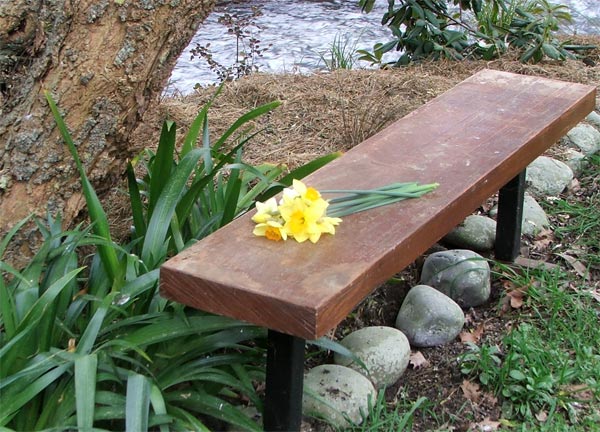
<box><xmin>160</xmin><ymin>69</ymin><xmax>595</xmax><ymax>431</ymax></box>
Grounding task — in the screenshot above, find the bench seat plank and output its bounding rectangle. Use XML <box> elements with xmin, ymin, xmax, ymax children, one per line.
<box><xmin>160</xmin><ymin>69</ymin><xmax>595</xmax><ymax>340</ymax></box>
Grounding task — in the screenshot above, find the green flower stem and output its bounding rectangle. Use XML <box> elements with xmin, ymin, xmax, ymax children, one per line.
<box><xmin>325</xmin><ymin>183</ymin><xmax>439</xmax><ymax>218</ymax></box>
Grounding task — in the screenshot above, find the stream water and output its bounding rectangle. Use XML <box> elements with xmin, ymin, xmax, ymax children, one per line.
<box><xmin>167</xmin><ymin>0</ymin><xmax>600</xmax><ymax>94</ymax></box>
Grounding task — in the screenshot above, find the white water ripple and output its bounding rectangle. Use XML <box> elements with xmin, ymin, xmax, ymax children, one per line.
<box><xmin>167</xmin><ymin>0</ymin><xmax>599</xmax><ymax>95</ymax></box>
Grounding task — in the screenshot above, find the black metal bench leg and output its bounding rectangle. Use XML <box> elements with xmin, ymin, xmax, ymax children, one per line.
<box><xmin>264</xmin><ymin>330</ymin><xmax>305</xmax><ymax>431</ymax></box>
<box><xmin>495</xmin><ymin>170</ymin><xmax>526</xmax><ymax>262</ymax></box>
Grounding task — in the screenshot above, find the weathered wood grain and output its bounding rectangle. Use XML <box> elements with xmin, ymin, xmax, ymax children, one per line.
<box><xmin>160</xmin><ymin>69</ymin><xmax>596</xmax><ymax>340</ymax></box>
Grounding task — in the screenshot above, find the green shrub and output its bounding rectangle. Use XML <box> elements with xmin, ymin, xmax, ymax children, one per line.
<box><xmin>0</xmin><ymin>89</ymin><xmax>338</xmax><ymax>430</ymax></box>
<box><xmin>358</xmin><ymin>0</ymin><xmax>592</xmax><ymax>65</ymax></box>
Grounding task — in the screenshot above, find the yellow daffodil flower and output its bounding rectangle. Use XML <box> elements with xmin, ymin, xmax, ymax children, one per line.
<box><xmin>252</xmin><ymin>180</ymin><xmax>343</xmax><ymax>243</ymax></box>
<box><xmin>252</xmin><ymin>197</ymin><xmax>279</xmax><ymax>224</ymax></box>
<box><xmin>253</xmin><ymin>220</ymin><xmax>287</xmax><ymax>242</ymax></box>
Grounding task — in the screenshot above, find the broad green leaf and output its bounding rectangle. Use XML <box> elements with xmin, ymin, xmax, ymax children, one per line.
<box><xmin>126</xmin><ymin>373</ymin><xmax>151</xmax><ymax>432</ymax></box>
<box><xmin>75</xmin><ymin>354</ymin><xmax>98</xmax><ymax>430</ymax></box>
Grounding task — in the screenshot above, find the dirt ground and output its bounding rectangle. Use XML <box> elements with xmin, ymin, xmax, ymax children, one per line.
<box><xmin>122</xmin><ymin>38</ymin><xmax>600</xmax><ymax>431</ymax></box>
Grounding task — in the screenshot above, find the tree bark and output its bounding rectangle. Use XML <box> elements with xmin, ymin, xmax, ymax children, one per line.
<box><xmin>0</xmin><ymin>0</ymin><xmax>214</xmax><ymax>254</ymax></box>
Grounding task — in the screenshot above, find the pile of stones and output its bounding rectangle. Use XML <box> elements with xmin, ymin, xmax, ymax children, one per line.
<box><xmin>302</xmin><ymin>112</ymin><xmax>600</xmax><ymax>427</ymax></box>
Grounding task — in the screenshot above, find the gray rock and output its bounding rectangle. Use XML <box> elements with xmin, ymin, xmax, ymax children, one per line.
<box><xmin>521</xmin><ymin>194</ymin><xmax>549</xmax><ymax>236</ymax></box>
<box><xmin>443</xmin><ymin>215</ymin><xmax>496</xmax><ymax>251</ymax></box>
<box><xmin>526</xmin><ymin>156</ymin><xmax>573</xmax><ymax>196</ymax></box>
<box><xmin>420</xmin><ymin>249</ymin><xmax>491</xmax><ymax>308</ymax></box>
<box><xmin>565</xmin><ymin>124</ymin><xmax>600</xmax><ymax>155</ymax></box>
<box><xmin>563</xmin><ymin>148</ymin><xmax>588</xmax><ymax>176</ymax></box>
<box><xmin>395</xmin><ymin>285</ymin><xmax>465</xmax><ymax>347</ymax></box>
<box><xmin>303</xmin><ymin>365</ymin><xmax>376</xmax><ymax>427</ymax></box>
<box><xmin>334</xmin><ymin>326</ymin><xmax>410</xmax><ymax>389</ymax></box>
<box><xmin>489</xmin><ymin>194</ymin><xmax>549</xmax><ymax>236</ymax></box>
<box><xmin>586</xmin><ymin>111</ymin><xmax>600</xmax><ymax>130</ymax></box>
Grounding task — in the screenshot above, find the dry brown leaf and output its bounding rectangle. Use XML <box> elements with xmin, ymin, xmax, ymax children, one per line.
<box><xmin>561</xmin><ymin>384</ymin><xmax>594</xmax><ymax>401</ymax></box>
<box><xmin>557</xmin><ymin>253</ymin><xmax>590</xmax><ymax>280</ymax></box>
<box><xmin>460</xmin><ymin>322</ymin><xmax>486</xmax><ymax>344</ymax></box>
<box><xmin>409</xmin><ymin>351</ymin><xmax>430</xmax><ymax>369</ymax></box>
<box><xmin>532</xmin><ymin>228</ymin><xmax>555</xmax><ymax>251</ymax></box>
<box><xmin>461</xmin><ymin>379</ymin><xmax>481</xmax><ymax>404</ymax></box>
<box><xmin>508</xmin><ymin>289</ymin><xmax>525</xmax><ymax>308</ymax></box>
<box><xmin>535</xmin><ymin>410</ymin><xmax>548</xmax><ymax>422</ymax></box>
<box><xmin>469</xmin><ymin>417</ymin><xmax>501</xmax><ymax>431</ymax></box>
<box><xmin>591</xmin><ymin>288</ymin><xmax>600</xmax><ymax>303</ymax></box>
<box><xmin>482</xmin><ymin>391</ymin><xmax>498</xmax><ymax>406</ymax></box>
<box><xmin>568</xmin><ymin>178</ymin><xmax>581</xmax><ymax>193</ymax></box>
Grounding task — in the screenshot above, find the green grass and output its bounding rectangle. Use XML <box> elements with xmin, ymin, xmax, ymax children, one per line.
<box><xmin>544</xmin><ymin>154</ymin><xmax>600</xmax><ymax>269</ymax></box>
<box><xmin>456</xmin><ymin>153</ymin><xmax>600</xmax><ymax>430</ymax></box>
<box><xmin>318</xmin><ymin>32</ymin><xmax>362</xmax><ymax>71</ymax></box>
<box><xmin>348</xmin><ymin>154</ymin><xmax>600</xmax><ymax>431</ymax></box>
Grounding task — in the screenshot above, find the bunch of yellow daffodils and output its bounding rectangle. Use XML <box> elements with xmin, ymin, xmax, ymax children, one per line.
<box><xmin>252</xmin><ymin>179</ymin><xmax>439</xmax><ymax>243</ymax></box>
<box><xmin>252</xmin><ymin>179</ymin><xmax>342</xmax><ymax>243</ymax></box>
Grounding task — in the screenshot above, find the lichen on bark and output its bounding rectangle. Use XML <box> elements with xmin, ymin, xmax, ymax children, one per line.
<box><xmin>0</xmin><ymin>0</ymin><xmax>215</xmax><ymax>264</ymax></box>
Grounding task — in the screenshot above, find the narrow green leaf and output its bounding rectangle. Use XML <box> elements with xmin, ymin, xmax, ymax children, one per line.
<box><xmin>309</xmin><ymin>337</ymin><xmax>368</xmax><ymax>373</ymax></box>
<box><xmin>149</xmin><ymin>120</ymin><xmax>177</xmax><ymax>217</ymax></box>
<box><xmin>17</xmin><ymin>267</ymin><xmax>84</xmax><ymax>332</ymax></box>
<box><xmin>220</xmin><ymin>175</ymin><xmax>242</xmax><ymax>227</ymax></box>
<box><xmin>150</xmin><ymin>384</ymin><xmax>169</xmax><ymax>432</ymax></box>
<box><xmin>127</xmin><ymin>162</ymin><xmax>147</xmax><ymax>241</ymax></box>
<box><xmin>175</xmin><ymin>137</ymin><xmax>260</xmax><ymax>230</ymax></box>
<box><xmin>77</xmin><ymin>293</ymin><xmax>115</xmax><ymax>355</ymax></box>
<box><xmin>0</xmin><ymin>275</ymin><xmax>17</xmax><ymax>339</ymax></box>
<box><xmin>181</xmin><ymin>85</ymin><xmax>223</xmax><ymax>158</ymax></box>
<box><xmin>258</xmin><ymin>152</ymin><xmax>342</xmax><ymax>202</ymax></box>
<box><xmin>0</xmin><ymin>363</ymin><xmax>70</xmax><ymax>426</ymax></box>
<box><xmin>44</xmin><ymin>91</ymin><xmax>122</xmax><ymax>287</ymax></box>
<box><xmin>168</xmin><ymin>405</ymin><xmax>211</xmax><ymax>431</ymax></box>
<box><xmin>121</xmin><ymin>315</ymin><xmax>248</xmax><ymax>348</ymax></box>
<box><xmin>141</xmin><ymin>148</ymin><xmax>203</xmax><ymax>266</ymax></box>
<box><xmin>126</xmin><ymin>373</ymin><xmax>151</xmax><ymax>432</ymax></box>
<box><xmin>75</xmin><ymin>354</ymin><xmax>98</xmax><ymax>431</ymax></box>
<box><xmin>0</xmin><ymin>214</ymin><xmax>32</xmax><ymax>258</ymax></box>
<box><xmin>212</xmin><ymin>101</ymin><xmax>281</xmax><ymax>153</ymax></box>
<box><xmin>168</xmin><ymin>390</ymin><xmax>261</xmax><ymax>432</ymax></box>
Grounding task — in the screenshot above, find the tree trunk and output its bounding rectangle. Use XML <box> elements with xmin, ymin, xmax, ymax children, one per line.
<box><xmin>0</xmin><ymin>0</ymin><xmax>214</xmax><ymax>256</ymax></box>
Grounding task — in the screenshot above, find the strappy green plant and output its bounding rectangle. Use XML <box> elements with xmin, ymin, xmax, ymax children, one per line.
<box><xmin>0</xmin><ymin>89</ymin><xmax>340</xmax><ymax>431</ymax></box>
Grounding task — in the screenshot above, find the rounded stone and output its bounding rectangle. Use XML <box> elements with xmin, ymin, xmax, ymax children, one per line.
<box><xmin>562</xmin><ymin>148</ymin><xmax>588</xmax><ymax>176</ymax></box>
<box><xmin>443</xmin><ymin>215</ymin><xmax>496</xmax><ymax>251</ymax></box>
<box><xmin>395</xmin><ymin>285</ymin><xmax>465</xmax><ymax>347</ymax></box>
<box><xmin>521</xmin><ymin>194</ymin><xmax>549</xmax><ymax>236</ymax></box>
<box><xmin>303</xmin><ymin>364</ymin><xmax>376</xmax><ymax>427</ymax></box>
<box><xmin>566</xmin><ymin>123</ymin><xmax>600</xmax><ymax>155</ymax></box>
<box><xmin>526</xmin><ymin>156</ymin><xmax>573</xmax><ymax>196</ymax></box>
<box><xmin>419</xmin><ymin>249</ymin><xmax>491</xmax><ymax>307</ymax></box>
<box><xmin>333</xmin><ymin>326</ymin><xmax>411</xmax><ymax>389</ymax></box>
<box><xmin>586</xmin><ymin>111</ymin><xmax>600</xmax><ymax>130</ymax></box>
